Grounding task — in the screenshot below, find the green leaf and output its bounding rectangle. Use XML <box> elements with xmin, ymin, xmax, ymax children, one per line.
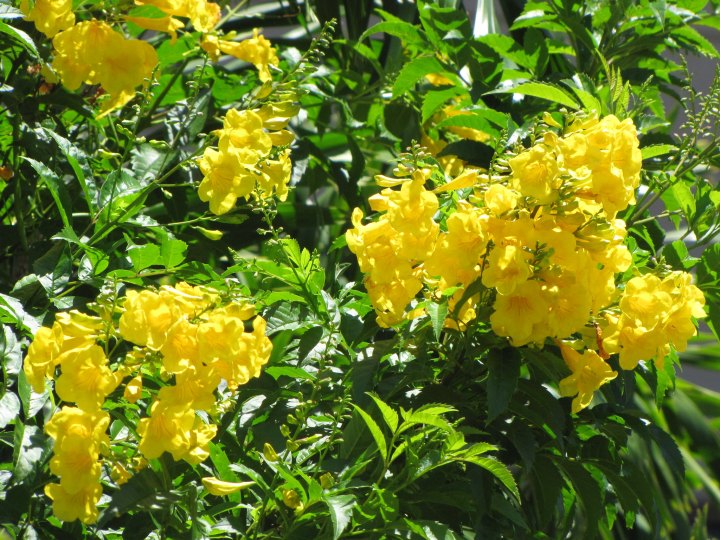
<box><xmin>0</xmin><ymin>392</ymin><xmax>20</xmax><ymax>429</ymax></box>
<box><xmin>426</xmin><ymin>301</ymin><xmax>448</xmax><ymax>342</ymax></box>
<box><xmin>463</xmin><ymin>455</ymin><xmax>520</xmax><ymax>501</ymax></box>
<box><xmin>488</xmin><ymin>81</ymin><xmax>580</xmax><ymax>109</ymax></box>
<box><xmin>647</xmin><ymin>424</ymin><xmax>684</xmax><ymax>480</ymax></box>
<box><xmin>98</xmin><ymin>468</ymin><xmax>180</xmax><ymax>526</ymax></box>
<box><xmin>367</xmin><ymin>393</ymin><xmax>399</xmax><ymax>433</ymax></box>
<box><xmin>486</xmin><ymin>348</ymin><xmax>521</xmax><ymax>422</ymax></box>
<box><xmin>95</xmin><ymin>169</ymin><xmax>148</xmax><ymax>232</ymax></box>
<box><xmin>556</xmin><ymin>460</ymin><xmax>603</xmax><ymax>539</ymax></box>
<box><xmin>0</xmin><ymin>4</ymin><xmax>23</xmax><ymax>19</ymax></box>
<box><xmin>671</xmin><ymin>25</ymin><xmax>720</xmax><ymax>58</ymax></box>
<box><xmin>354</xmin><ymin>405</ymin><xmax>388</xmax><ymax>461</ymax></box>
<box><xmin>13</xmin><ymin>424</ymin><xmax>51</xmax><ymax>483</ymax></box>
<box><xmin>159</xmin><ymin>234</ymin><xmax>187</xmax><ymax>269</ymax></box>
<box><xmin>0</xmin><ymin>325</ymin><xmax>22</xmax><ymax>376</ymax></box>
<box><xmin>324</xmin><ymin>494</ymin><xmax>355</xmax><ymax>540</ymax></box>
<box><xmin>421</xmin><ymin>87</ymin><xmax>466</xmax><ymax>124</ymax></box>
<box><xmin>359</xmin><ymin>20</ymin><xmax>425</xmax><ymax>46</ymax></box>
<box><xmin>127</xmin><ymin>244</ymin><xmax>161</xmax><ymax>272</ymax></box>
<box><xmin>265</xmin><ymin>366</ymin><xmax>316</xmax><ymax>381</ymax></box>
<box><xmin>40</xmin><ymin>128</ymin><xmax>96</xmax><ymax>212</ymax></box>
<box><xmin>663</xmin><ymin>240</ymin><xmax>698</xmax><ymax>270</ymax></box>
<box><xmin>641</xmin><ymin>144</ymin><xmax>677</xmax><ymax>160</ymax></box>
<box><xmin>393</xmin><ymin>56</ymin><xmax>453</xmax><ymax>99</ymax></box>
<box><xmin>21</xmin><ymin>157</ymin><xmax>72</xmax><ymax>228</ymax></box>
<box><xmin>0</xmin><ymin>20</ymin><xmax>38</xmax><ymax>57</ymax></box>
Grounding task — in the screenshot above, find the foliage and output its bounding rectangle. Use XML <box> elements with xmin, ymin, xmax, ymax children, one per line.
<box><xmin>1</xmin><ymin>0</ymin><xmax>720</xmax><ymax>538</ymax></box>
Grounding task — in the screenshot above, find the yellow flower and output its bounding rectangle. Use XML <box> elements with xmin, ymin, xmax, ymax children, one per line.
<box><xmin>123</xmin><ymin>375</ymin><xmax>143</xmax><ymax>403</ymax></box>
<box><xmin>23</xmin><ymin>325</ymin><xmax>62</xmax><ymax>393</ymax></box>
<box><xmin>209</xmin><ymin>29</ymin><xmax>279</xmax><ymax>82</ymax></box>
<box><xmin>483</xmin><ymin>184</ymin><xmax>518</xmax><ymax>215</ymax></box>
<box><xmin>125</xmin><ymin>15</ymin><xmax>184</xmax><ymax>43</ymax></box>
<box><xmin>490</xmin><ymin>280</ymin><xmax>546</xmax><ymax>346</ymax></box>
<box><xmin>160</xmin><ymin>318</ymin><xmax>200</xmax><ymax>374</ymax></box>
<box><xmin>157</xmin><ymin>363</ymin><xmax>219</xmax><ymax>410</ymax></box>
<box><xmin>482</xmin><ymin>244</ymin><xmax>532</xmax><ymax>295</ymax></box>
<box><xmin>45</xmin><ymin>483</ymin><xmax>102</xmax><ymax>524</ymax></box>
<box><xmin>137</xmin><ymin>401</ymin><xmax>196</xmax><ymax>460</ymax></box>
<box><xmin>558</xmin><ymin>343</ymin><xmax>617</xmax><ymax>413</ymax></box>
<box><xmin>110</xmin><ymin>462</ymin><xmax>133</xmax><ymax>485</ymax></box>
<box><xmin>257</xmin><ymin>150</ymin><xmax>293</xmax><ymax>201</ymax></box>
<box><xmin>282</xmin><ymin>489</ymin><xmax>304</xmax><ymax>510</ymax></box>
<box><xmin>119</xmin><ymin>289</ymin><xmax>179</xmax><ymax>350</ymax></box>
<box><xmin>134</xmin><ymin>0</ymin><xmax>220</xmax><ymax>32</ymax></box>
<box><xmin>51</xmin><ymin>21</ymin><xmax>158</xmax><ymax>116</ymax></box>
<box><xmin>199</xmin><ymin>312</ymin><xmax>272</xmax><ymax>390</ymax></box>
<box><xmin>202</xmin><ymin>476</ymin><xmax>255</xmax><ymax>496</ymax></box>
<box><xmin>509</xmin><ymin>144</ymin><xmax>560</xmax><ymax>205</ymax></box>
<box><xmin>55</xmin><ymin>344</ymin><xmax>121</xmax><ymax>410</ymax></box>
<box><xmin>216</xmin><ymin>109</ymin><xmax>273</xmax><ymax>163</ymax></box>
<box><xmin>45</xmin><ymin>407</ymin><xmax>109</xmax><ymax>494</ymax></box>
<box><xmin>20</xmin><ymin>0</ymin><xmax>74</xmax><ymax>38</ymax></box>
<box><xmin>197</xmin><ymin>148</ymin><xmax>256</xmax><ymax>215</ymax></box>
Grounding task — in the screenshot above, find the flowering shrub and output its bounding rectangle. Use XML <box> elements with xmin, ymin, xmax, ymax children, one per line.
<box><xmin>23</xmin><ymin>283</ymin><xmax>271</xmax><ymax>523</ymax></box>
<box><xmin>347</xmin><ymin>113</ymin><xmax>706</xmax><ymax>412</ymax></box>
<box><xmin>1</xmin><ymin>0</ymin><xmax>720</xmax><ymax>538</ymax></box>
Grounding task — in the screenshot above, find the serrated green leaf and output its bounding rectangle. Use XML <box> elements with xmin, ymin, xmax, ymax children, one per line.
<box><xmin>426</xmin><ymin>301</ymin><xmax>448</xmax><ymax>342</ymax></box>
<box><xmin>463</xmin><ymin>455</ymin><xmax>520</xmax><ymax>501</ymax></box>
<box><xmin>641</xmin><ymin>144</ymin><xmax>677</xmax><ymax>160</ymax></box>
<box><xmin>354</xmin><ymin>405</ymin><xmax>388</xmax><ymax>462</ymax></box>
<box><xmin>486</xmin><ymin>348</ymin><xmax>521</xmax><ymax>422</ymax></box>
<box><xmin>359</xmin><ymin>20</ymin><xmax>425</xmax><ymax>46</ymax></box>
<box><xmin>367</xmin><ymin>393</ymin><xmax>399</xmax><ymax>433</ymax></box>
<box><xmin>393</xmin><ymin>56</ymin><xmax>453</xmax><ymax>98</ymax></box>
<box><xmin>421</xmin><ymin>87</ymin><xmax>466</xmax><ymax>124</ymax></box>
<box><xmin>556</xmin><ymin>460</ymin><xmax>602</xmax><ymax>538</ymax></box>
<box><xmin>324</xmin><ymin>494</ymin><xmax>355</xmax><ymax>540</ymax></box>
<box><xmin>488</xmin><ymin>81</ymin><xmax>580</xmax><ymax>109</ymax></box>
<box><xmin>265</xmin><ymin>366</ymin><xmax>316</xmax><ymax>381</ymax></box>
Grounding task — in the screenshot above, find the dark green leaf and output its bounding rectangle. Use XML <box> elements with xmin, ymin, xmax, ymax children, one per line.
<box><xmin>486</xmin><ymin>348</ymin><xmax>521</xmax><ymax>422</ymax></box>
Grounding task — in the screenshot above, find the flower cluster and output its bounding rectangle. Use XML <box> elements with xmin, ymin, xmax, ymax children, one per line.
<box><xmin>347</xmin><ymin>114</ymin><xmax>706</xmax><ymax>411</ymax></box>
<box><xmin>197</xmin><ymin>100</ymin><xmax>298</xmax><ymax>215</ymax></box>
<box><xmin>603</xmin><ymin>272</ymin><xmax>706</xmax><ymax>370</ymax></box>
<box><xmin>22</xmin><ymin>282</ymin><xmax>272</xmax><ymax>523</ymax></box>
<box><xmin>51</xmin><ymin>20</ymin><xmax>158</xmax><ymax>116</ymax></box>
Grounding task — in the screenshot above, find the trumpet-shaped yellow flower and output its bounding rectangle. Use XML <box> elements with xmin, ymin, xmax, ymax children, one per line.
<box><xmin>120</xmin><ymin>289</ymin><xmax>178</xmax><ymax>350</ymax></box>
<box><xmin>202</xmin><ymin>29</ymin><xmax>279</xmax><ymax>82</ymax></box>
<box><xmin>45</xmin><ymin>483</ymin><xmax>102</xmax><ymax>524</ymax></box>
<box><xmin>197</xmin><ymin>148</ymin><xmax>257</xmax><ymax>215</ymax></box>
<box><xmin>55</xmin><ymin>344</ymin><xmax>121</xmax><ymax>410</ymax></box>
<box><xmin>20</xmin><ymin>0</ymin><xmax>74</xmax><ymax>38</ymax></box>
<box><xmin>52</xmin><ymin>21</ymin><xmax>158</xmax><ymax>115</ymax></box>
<box><xmin>135</xmin><ymin>0</ymin><xmax>220</xmax><ymax>32</ymax></box>
<box><xmin>558</xmin><ymin>343</ymin><xmax>617</xmax><ymax>413</ymax></box>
